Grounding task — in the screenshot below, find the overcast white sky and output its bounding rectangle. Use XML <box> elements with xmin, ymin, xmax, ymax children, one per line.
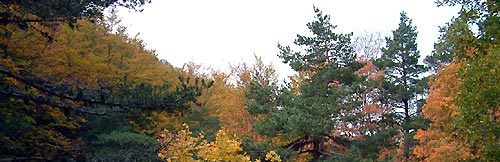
<box><xmin>117</xmin><ymin>0</ymin><xmax>459</xmax><ymax>80</ymax></box>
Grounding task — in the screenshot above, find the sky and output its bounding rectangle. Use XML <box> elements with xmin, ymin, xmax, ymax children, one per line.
<box><xmin>117</xmin><ymin>0</ymin><xmax>460</xmax><ymax>80</ymax></box>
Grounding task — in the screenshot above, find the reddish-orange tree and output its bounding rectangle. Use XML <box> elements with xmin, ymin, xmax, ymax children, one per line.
<box><xmin>415</xmin><ymin>1</ymin><xmax>500</xmax><ymax>161</ymax></box>
<box><xmin>413</xmin><ymin>62</ymin><xmax>475</xmax><ymax>161</ymax></box>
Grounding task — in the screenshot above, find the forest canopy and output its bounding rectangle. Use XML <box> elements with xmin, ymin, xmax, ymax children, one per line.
<box><xmin>0</xmin><ymin>0</ymin><xmax>498</xmax><ymax>162</ymax></box>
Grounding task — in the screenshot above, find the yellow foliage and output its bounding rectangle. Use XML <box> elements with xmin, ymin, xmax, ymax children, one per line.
<box><xmin>197</xmin><ymin>71</ymin><xmax>254</xmax><ymax>137</ymax></box>
<box><xmin>158</xmin><ymin>125</ymin><xmax>250</xmax><ymax>162</ymax></box>
<box><xmin>197</xmin><ymin>129</ymin><xmax>250</xmax><ymax>162</ymax></box>
<box><xmin>158</xmin><ymin>124</ymin><xmax>203</xmax><ymax>162</ymax></box>
<box><xmin>265</xmin><ymin>150</ymin><xmax>282</xmax><ymax>162</ymax></box>
<box><xmin>0</xmin><ymin>9</ymin><xmax>190</xmax><ymax>158</ymax></box>
<box><xmin>2</xmin><ymin>19</ymin><xmax>175</xmax><ymax>90</ymax></box>
<box><xmin>288</xmin><ymin>71</ymin><xmax>311</xmax><ymax>94</ymax></box>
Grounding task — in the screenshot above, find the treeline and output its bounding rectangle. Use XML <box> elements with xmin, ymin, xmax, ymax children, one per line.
<box><xmin>0</xmin><ymin>0</ymin><xmax>498</xmax><ymax>162</ymax></box>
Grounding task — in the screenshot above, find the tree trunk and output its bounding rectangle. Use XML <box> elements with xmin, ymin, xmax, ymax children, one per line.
<box><xmin>402</xmin><ymin>61</ymin><xmax>410</xmax><ymax>160</ymax></box>
<box><xmin>311</xmin><ymin>140</ymin><xmax>321</xmax><ymax>162</ymax></box>
<box><xmin>403</xmin><ymin>97</ymin><xmax>410</xmax><ymax>160</ymax></box>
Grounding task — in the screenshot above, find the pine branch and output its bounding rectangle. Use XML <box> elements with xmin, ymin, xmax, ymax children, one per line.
<box><xmin>0</xmin><ymin>67</ymin><xmax>200</xmax><ymax>113</ymax></box>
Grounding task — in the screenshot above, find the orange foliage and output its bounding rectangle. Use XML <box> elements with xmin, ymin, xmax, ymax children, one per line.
<box><xmin>377</xmin><ymin>147</ymin><xmax>394</xmax><ymax>161</ymax></box>
<box><xmin>413</xmin><ymin>62</ymin><xmax>475</xmax><ymax>161</ymax></box>
<box><xmin>195</xmin><ymin>56</ymin><xmax>279</xmax><ymax>139</ymax></box>
<box><xmin>355</xmin><ymin>59</ymin><xmax>385</xmax><ymax>80</ymax></box>
<box><xmin>341</xmin><ymin>59</ymin><xmax>392</xmax><ymax>137</ymax></box>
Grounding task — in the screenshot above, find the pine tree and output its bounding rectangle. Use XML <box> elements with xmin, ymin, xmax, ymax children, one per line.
<box><xmin>278</xmin><ymin>6</ymin><xmax>355</xmax><ymax>75</ymax></box>
<box><xmin>375</xmin><ymin>12</ymin><xmax>426</xmax><ymax>160</ymax></box>
<box><xmin>252</xmin><ymin>7</ymin><xmax>362</xmax><ymax>161</ymax></box>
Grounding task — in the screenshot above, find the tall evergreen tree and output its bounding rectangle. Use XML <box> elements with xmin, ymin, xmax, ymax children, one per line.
<box><xmin>376</xmin><ymin>12</ymin><xmax>426</xmax><ymax>159</ymax></box>
<box><xmin>251</xmin><ymin>7</ymin><xmax>363</xmax><ymax>161</ymax></box>
<box><xmin>278</xmin><ymin>7</ymin><xmax>355</xmax><ymax>74</ymax></box>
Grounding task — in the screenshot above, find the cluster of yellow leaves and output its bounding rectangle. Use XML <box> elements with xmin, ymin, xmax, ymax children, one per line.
<box><xmin>413</xmin><ymin>62</ymin><xmax>475</xmax><ymax>161</ymax></box>
<box><xmin>196</xmin><ymin>129</ymin><xmax>250</xmax><ymax>162</ymax></box>
<box><xmin>158</xmin><ymin>124</ymin><xmax>250</xmax><ymax>162</ymax></box>
<box><xmin>288</xmin><ymin>71</ymin><xmax>313</xmax><ymax>94</ymax></box>
<box><xmin>158</xmin><ymin>124</ymin><xmax>202</xmax><ymax>162</ymax></box>
<box><xmin>254</xmin><ymin>150</ymin><xmax>282</xmax><ymax>162</ymax></box>
<box><xmin>265</xmin><ymin>150</ymin><xmax>282</xmax><ymax>162</ymax></box>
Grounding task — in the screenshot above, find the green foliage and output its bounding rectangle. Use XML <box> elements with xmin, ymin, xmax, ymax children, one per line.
<box><xmin>245</xmin><ymin>55</ymin><xmax>281</xmax><ymax>117</ymax></box>
<box><xmin>80</xmin><ymin>114</ymin><xmax>133</xmax><ymax>138</ymax></box>
<box><xmin>0</xmin><ymin>96</ymin><xmax>79</xmax><ymax>160</ymax></box>
<box><xmin>0</xmin><ymin>2</ymin><xmax>209</xmax><ymax>160</ymax></box>
<box><xmin>351</xmin><ymin>128</ymin><xmax>399</xmax><ymax>161</ymax></box>
<box><xmin>424</xmin><ymin>24</ymin><xmax>454</xmax><ymax>72</ymax></box>
<box><xmin>374</xmin><ymin>11</ymin><xmax>426</xmax><ymax>159</ymax></box>
<box><xmin>182</xmin><ymin>107</ymin><xmax>221</xmax><ymax>141</ymax></box>
<box><xmin>323</xmin><ymin>147</ymin><xmax>369</xmax><ymax>162</ymax></box>
<box><xmin>253</xmin><ymin>67</ymin><xmax>361</xmax><ymax>139</ymax></box>
<box><xmin>416</xmin><ymin>1</ymin><xmax>500</xmax><ymax>161</ymax></box>
<box><xmin>376</xmin><ymin>12</ymin><xmax>426</xmax><ymax>104</ymax></box>
<box><xmin>278</xmin><ymin>6</ymin><xmax>354</xmax><ymax>73</ymax></box>
<box><xmin>81</xmin><ymin>109</ymin><xmax>158</xmax><ymax>161</ymax></box>
<box><xmin>245</xmin><ymin>76</ymin><xmax>279</xmax><ymax>115</ymax></box>
<box><xmin>425</xmin><ymin>8</ymin><xmax>476</xmax><ymax>73</ymax></box>
<box><xmin>241</xmin><ymin>137</ymin><xmax>294</xmax><ymax>161</ymax></box>
<box><xmin>87</xmin><ymin>131</ymin><xmax>159</xmax><ymax>162</ymax></box>
<box><xmin>251</xmin><ymin>7</ymin><xmax>367</xmax><ymax>161</ymax></box>
<box><xmin>455</xmin><ymin>49</ymin><xmax>500</xmax><ymax>161</ymax></box>
<box><xmin>1</xmin><ymin>0</ymin><xmax>151</xmax><ymax>29</ymax></box>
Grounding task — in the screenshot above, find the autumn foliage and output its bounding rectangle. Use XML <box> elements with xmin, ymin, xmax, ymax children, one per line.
<box><xmin>1</xmin><ymin>0</ymin><xmax>499</xmax><ymax>161</ymax></box>
<box><xmin>413</xmin><ymin>62</ymin><xmax>475</xmax><ymax>161</ymax></box>
<box><xmin>158</xmin><ymin>124</ymin><xmax>250</xmax><ymax>162</ymax></box>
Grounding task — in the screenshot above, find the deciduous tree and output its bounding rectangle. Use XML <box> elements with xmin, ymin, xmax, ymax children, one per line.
<box><xmin>0</xmin><ymin>9</ymin><xmax>208</xmax><ymax>160</ymax></box>
<box><xmin>415</xmin><ymin>1</ymin><xmax>500</xmax><ymax>161</ymax></box>
<box><xmin>158</xmin><ymin>124</ymin><xmax>250</xmax><ymax>162</ymax></box>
